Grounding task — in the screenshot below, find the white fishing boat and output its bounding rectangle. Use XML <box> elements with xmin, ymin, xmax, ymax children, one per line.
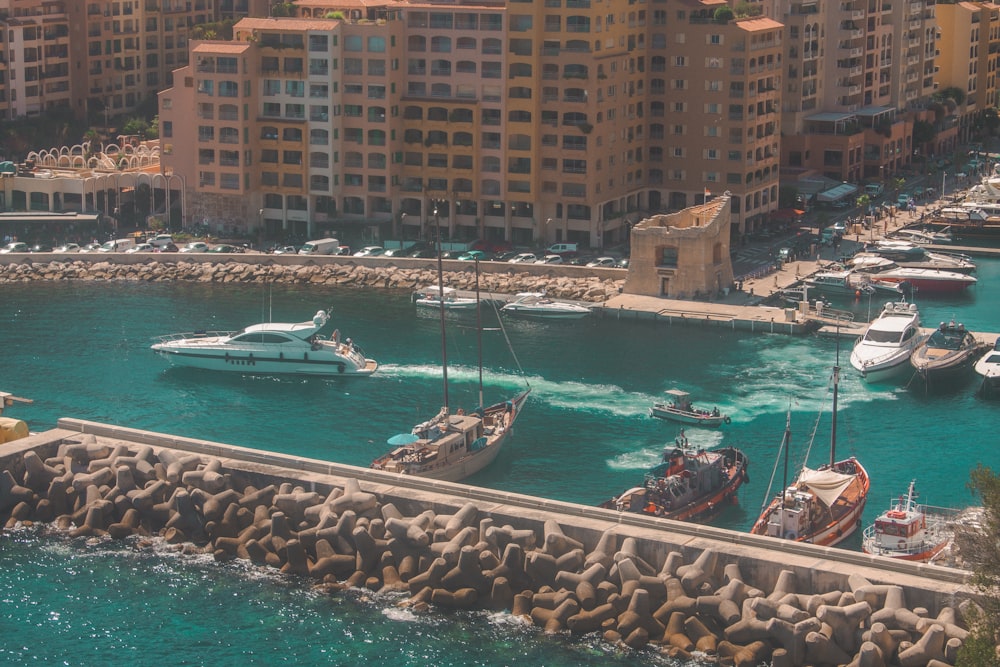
<box><xmin>413</xmin><ymin>285</ymin><xmax>479</xmax><ymax>310</ymax></box>
<box><xmin>151</xmin><ymin>309</ymin><xmax>378</xmax><ymax>376</ymax></box>
<box><xmin>500</xmin><ymin>292</ymin><xmax>592</xmax><ymax>319</ymax></box>
<box><xmin>849</xmin><ymin>300</ymin><xmax>925</xmax><ymax>382</ymax></box>
<box><xmin>751</xmin><ymin>334</ymin><xmax>869</xmax><ymax>547</ymax></box>
<box><xmin>861</xmin><ymin>480</ymin><xmax>959</xmax><ymax>562</ymax></box>
<box><xmin>649</xmin><ymin>389</ymin><xmax>730</xmax><ymax>427</ymax></box>
<box><xmin>372</xmin><ymin>238</ymin><xmax>531</xmax><ymax>482</ymax></box>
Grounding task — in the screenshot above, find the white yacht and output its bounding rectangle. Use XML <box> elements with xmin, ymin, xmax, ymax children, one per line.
<box><xmin>974</xmin><ymin>338</ymin><xmax>1000</xmax><ymax>390</ymax></box>
<box><xmin>849</xmin><ymin>300</ymin><xmax>924</xmax><ymax>382</ymax></box>
<box><xmin>500</xmin><ymin>292</ymin><xmax>592</xmax><ymax>319</ymax></box>
<box><xmin>151</xmin><ymin>310</ymin><xmax>378</xmax><ymax>376</ymax></box>
<box><xmin>413</xmin><ymin>286</ymin><xmax>479</xmax><ymax>310</ymax></box>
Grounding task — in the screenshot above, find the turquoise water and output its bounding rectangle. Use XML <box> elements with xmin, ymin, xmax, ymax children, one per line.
<box><xmin>1</xmin><ymin>262</ymin><xmax>999</xmax><ymax>664</ymax></box>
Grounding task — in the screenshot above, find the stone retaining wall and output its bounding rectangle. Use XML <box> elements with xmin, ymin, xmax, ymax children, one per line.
<box><xmin>0</xmin><ymin>421</ymin><xmax>978</xmax><ymax>667</ymax></box>
<box><xmin>0</xmin><ymin>256</ymin><xmax>626</xmax><ymax>302</ymax></box>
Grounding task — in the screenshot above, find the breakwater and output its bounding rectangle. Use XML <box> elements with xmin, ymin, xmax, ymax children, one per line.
<box><xmin>0</xmin><ymin>256</ymin><xmax>625</xmax><ymax>302</ymax></box>
<box><xmin>1</xmin><ymin>420</ymin><xmax>976</xmax><ymax>667</ymax></box>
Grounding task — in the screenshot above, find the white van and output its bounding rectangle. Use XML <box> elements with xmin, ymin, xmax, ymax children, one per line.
<box><xmin>98</xmin><ymin>238</ymin><xmax>136</xmax><ymax>252</ymax></box>
<box><xmin>546</xmin><ymin>242</ymin><xmax>578</xmax><ymax>258</ymax></box>
<box><xmin>298</xmin><ymin>238</ymin><xmax>341</xmax><ymax>255</ymax></box>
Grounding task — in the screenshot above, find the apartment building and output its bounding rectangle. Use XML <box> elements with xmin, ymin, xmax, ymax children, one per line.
<box><xmin>0</xmin><ymin>0</ymin><xmax>73</xmax><ymax>120</ymax></box>
<box><xmin>778</xmin><ymin>0</ymin><xmax>943</xmax><ymax>185</ymax></box>
<box><xmin>160</xmin><ymin>2</ymin><xmax>784</xmax><ymax>245</ymax></box>
<box><xmin>935</xmin><ymin>0</ymin><xmax>1000</xmax><ymax>146</ymax></box>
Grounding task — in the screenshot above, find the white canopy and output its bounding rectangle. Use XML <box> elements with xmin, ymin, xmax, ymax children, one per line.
<box><xmin>798</xmin><ymin>467</ymin><xmax>855</xmax><ymax>507</ymax></box>
<box><xmin>817</xmin><ymin>183</ymin><xmax>858</xmax><ymax>203</ymax></box>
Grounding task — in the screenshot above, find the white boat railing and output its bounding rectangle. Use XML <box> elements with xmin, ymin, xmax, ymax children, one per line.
<box><xmin>152</xmin><ymin>331</ymin><xmax>237</xmax><ymax>343</ymax></box>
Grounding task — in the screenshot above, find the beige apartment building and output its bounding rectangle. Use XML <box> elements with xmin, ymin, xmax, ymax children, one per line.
<box><xmin>0</xmin><ymin>0</ymin><xmax>72</xmax><ymax>119</ymax></box>
<box><xmin>935</xmin><ymin>1</ymin><xmax>1000</xmax><ymax>147</ymax></box>
<box><xmin>778</xmin><ymin>0</ymin><xmax>945</xmax><ymax>186</ymax></box>
<box><xmin>159</xmin><ymin>1</ymin><xmax>784</xmax><ymax>246</ymax></box>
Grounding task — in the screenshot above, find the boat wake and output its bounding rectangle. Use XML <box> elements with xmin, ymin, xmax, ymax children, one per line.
<box><xmin>606</xmin><ymin>429</ymin><xmax>726</xmax><ymax>470</ymax></box>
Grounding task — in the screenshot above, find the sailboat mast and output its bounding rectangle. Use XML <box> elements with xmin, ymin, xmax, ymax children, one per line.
<box><xmin>475</xmin><ymin>258</ymin><xmax>484</xmax><ymax>409</ymax></box>
<box><xmin>434</xmin><ymin>206</ymin><xmax>449</xmax><ymax>411</ymax></box>
<box><xmin>780</xmin><ymin>410</ymin><xmax>791</xmax><ymax>512</ymax></box>
<box><xmin>830</xmin><ymin>320</ymin><xmax>841</xmax><ymax>466</ymax></box>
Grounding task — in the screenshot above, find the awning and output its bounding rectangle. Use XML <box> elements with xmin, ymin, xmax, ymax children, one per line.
<box><xmin>817</xmin><ymin>183</ymin><xmax>858</xmax><ymax>203</ymax></box>
<box><xmin>798</xmin><ymin>467</ymin><xmax>856</xmax><ymax>507</ymax></box>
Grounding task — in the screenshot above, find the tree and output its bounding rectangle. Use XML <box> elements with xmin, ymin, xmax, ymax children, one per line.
<box><xmin>956</xmin><ymin>465</ymin><xmax>1000</xmax><ymax>666</ymax></box>
<box><xmin>913</xmin><ymin>119</ymin><xmax>937</xmax><ymax>147</ymax></box>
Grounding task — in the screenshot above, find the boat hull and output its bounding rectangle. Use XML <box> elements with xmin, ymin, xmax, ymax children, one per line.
<box><xmin>850</xmin><ymin>352</ymin><xmax>912</xmax><ymax>383</ymax></box>
<box><xmin>152</xmin><ymin>347</ymin><xmax>379</xmax><ymax>376</ymax></box>
<box><xmin>861</xmin><ymin>537</ymin><xmax>949</xmax><ymax>562</ymax></box>
<box><xmin>500</xmin><ymin>306</ymin><xmax>590</xmax><ymax>319</ymax></box>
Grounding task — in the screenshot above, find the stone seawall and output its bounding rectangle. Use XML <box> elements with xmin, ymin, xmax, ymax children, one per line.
<box><xmin>0</xmin><ymin>421</ymin><xmax>977</xmax><ymax>667</ymax></box>
<box><xmin>0</xmin><ymin>256</ymin><xmax>626</xmax><ymax>302</ymax></box>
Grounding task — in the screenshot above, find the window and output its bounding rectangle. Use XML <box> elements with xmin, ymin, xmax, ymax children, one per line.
<box><xmin>199</xmin><ymin>171</ymin><xmax>215</xmax><ymax>187</ymax></box>
<box><xmin>219</xmin><ymin>81</ymin><xmax>239</xmax><ymax>97</ymax></box>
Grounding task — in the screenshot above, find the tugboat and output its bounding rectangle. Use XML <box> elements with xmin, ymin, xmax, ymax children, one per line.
<box><xmin>601</xmin><ymin>430</ymin><xmax>749</xmax><ymax>522</ymax></box>
<box><xmin>861</xmin><ymin>480</ymin><xmax>958</xmax><ymax>562</ymax></box>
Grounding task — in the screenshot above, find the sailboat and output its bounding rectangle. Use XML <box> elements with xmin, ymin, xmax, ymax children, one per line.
<box><xmin>370</xmin><ymin>223</ymin><xmax>530</xmax><ymax>482</ymax></box>
<box><xmin>750</xmin><ymin>330</ymin><xmax>870</xmax><ymax>547</ymax></box>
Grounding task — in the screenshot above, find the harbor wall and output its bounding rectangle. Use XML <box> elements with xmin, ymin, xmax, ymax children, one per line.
<box><xmin>0</xmin><ymin>420</ymin><xmax>978</xmax><ymax>664</ymax></box>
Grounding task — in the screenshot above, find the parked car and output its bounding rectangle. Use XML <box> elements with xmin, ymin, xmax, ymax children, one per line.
<box><xmin>535</xmin><ymin>254</ymin><xmax>563</xmax><ymax>265</ymax></box>
<box><xmin>492</xmin><ymin>250</ymin><xmax>521</xmax><ymax>262</ymax></box>
<box><xmin>147</xmin><ymin>234</ymin><xmax>175</xmax><ymax>248</ymax></box>
<box><xmin>586</xmin><ymin>256</ymin><xmax>617</xmax><ymax>268</ymax></box>
<box><xmin>614</xmin><ymin>258</ymin><xmax>630</xmax><ymax>269</ymax></box>
<box><xmin>411</xmin><ymin>248</ymin><xmax>437</xmax><ymax>258</ymax></box>
<box><xmin>334</xmin><ymin>245</ymin><xmax>352</xmax><ymax>256</ymax></box>
<box><xmin>508</xmin><ymin>252</ymin><xmax>539</xmax><ymax>264</ymax></box>
<box><xmin>272</xmin><ymin>245</ymin><xmax>297</xmax><ymax>255</ymax></box>
<box><xmin>54</xmin><ymin>243</ymin><xmax>81</xmax><ymax>253</ymax></box>
<box><xmin>208</xmin><ymin>244</ymin><xmax>241</xmax><ymax>253</ymax></box>
<box><xmin>457</xmin><ymin>250</ymin><xmax>491</xmax><ymax>261</ymax></box>
<box><xmin>29</xmin><ymin>243</ymin><xmax>53</xmax><ymax>253</ymax></box>
<box><xmin>567</xmin><ymin>255</ymin><xmax>595</xmax><ymax>266</ymax></box>
<box><xmin>79</xmin><ymin>243</ymin><xmax>102</xmax><ymax>253</ymax></box>
<box><xmin>153</xmin><ymin>242</ymin><xmax>179</xmax><ymax>253</ymax></box>
<box><xmin>0</xmin><ymin>242</ymin><xmax>29</xmax><ymax>253</ymax></box>
<box><xmin>353</xmin><ymin>245</ymin><xmax>384</xmax><ymax>257</ymax></box>
<box><xmin>179</xmin><ymin>242</ymin><xmax>210</xmax><ymax>253</ymax></box>
<box><xmin>897</xmin><ymin>194</ymin><xmax>913</xmax><ymax>207</ymax></box>
<box><xmin>125</xmin><ymin>243</ymin><xmax>154</xmax><ymax>253</ymax></box>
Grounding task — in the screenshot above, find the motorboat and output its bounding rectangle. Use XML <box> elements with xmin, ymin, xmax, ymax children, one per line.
<box><xmin>500</xmin><ymin>292</ymin><xmax>592</xmax><ymax>319</ymax></box>
<box><xmin>858</xmin><ymin>242</ymin><xmax>976</xmax><ymax>274</ymax></box>
<box><xmin>413</xmin><ymin>285</ymin><xmax>479</xmax><ymax>310</ymax></box>
<box><xmin>0</xmin><ymin>391</ymin><xmax>32</xmax><ymax>444</ymax></box>
<box><xmin>849</xmin><ymin>300</ymin><xmax>926</xmax><ymax>382</ymax></box>
<box><xmin>649</xmin><ymin>389</ymin><xmax>730</xmax><ymax>427</ymax></box>
<box><xmin>861</xmin><ymin>480</ymin><xmax>958</xmax><ymax>562</ymax></box>
<box><xmin>803</xmin><ymin>269</ymin><xmax>901</xmax><ymax>297</ymax></box>
<box><xmin>889</xmin><ymin>228</ymin><xmax>953</xmax><ymax>245</ymax></box>
<box><xmin>751</xmin><ymin>338</ymin><xmax>869</xmax><ymax>547</ymax></box>
<box><xmin>372</xmin><ymin>239</ymin><xmax>531</xmax><ymax>482</ymax></box>
<box><xmin>909</xmin><ymin>320</ymin><xmax>985</xmax><ymax>384</ymax></box>
<box><xmin>974</xmin><ymin>338</ymin><xmax>1000</xmax><ymax>392</ymax></box>
<box><xmin>151</xmin><ymin>309</ymin><xmax>378</xmax><ymax>376</ymax></box>
<box><xmin>600</xmin><ymin>431</ymin><xmax>749</xmax><ymax>522</ymax></box>
<box><xmin>849</xmin><ymin>255</ymin><xmax>977</xmax><ymax>293</ymax></box>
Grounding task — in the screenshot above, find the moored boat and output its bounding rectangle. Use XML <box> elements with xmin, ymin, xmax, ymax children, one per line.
<box><xmin>974</xmin><ymin>338</ymin><xmax>1000</xmax><ymax>393</ymax></box>
<box><xmin>0</xmin><ymin>391</ymin><xmax>32</xmax><ymax>444</ymax></box>
<box><xmin>803</xmin><ymin>269</ymin><xmax>902</xmax><ymax>298</ymax></box>
<box><xmin>649</xmin><ymin>389</ymin><xmax>730</xmax><ymax>427</ymax></box>
<box><xmin>151</xmin><ymin>309</ymin><xmax>378</xmax><ymax>376</ymax></box>
<box><xmin>751</xmin><ymin>336</ymin><xmax>869</xmax><ymax>547</ymax></box>
<box><xmin>861</xmin><ymin>480</ymin><xmax>959</xmax><ymax>562</ymax></box>
<box><xmin>500</xmin><ymin>292</ymin><xmax>592</xmax><ymax>319</ymax></box>
<box><xmin>909</xmin><ymin>320</ymin><xmax>985</xmax><ymax>384</ymax></box>
<box><xmin>413</xmin><ymin>285</ymin><xmax>479</xmax><ymax>310</ymax></box>
<box><xmin>601</xmin><ymin>431</ymin><xmax>749</xmax><ymax>522</ymax></box>
<box><xmin>372</xmin><ymin>236</ymin><xmax>531</xmax><ymax>481</ymax></box>
<box><xmin>849</xmin><ymin>255</ymin><xmax>977</xmax><ymax>293</ymax></box>
<box><xmin>858</xmin><ymin>242</ymin><xmax>976</xmax><ymax>274</ymax></box>
<box><xmin>849</xmin><ymin>300</ymin><xmax>926</xmax><ymax>382</ymax></box>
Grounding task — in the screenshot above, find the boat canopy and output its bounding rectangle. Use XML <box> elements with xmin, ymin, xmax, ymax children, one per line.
<box><xmin>664</xmin><ymin>389</ymin><xmax>691</xmax><ymax>399</ymax></box>
<box><xmin>798</xmin><ymin>467</ymin><xmax>855</xmax><ymax>507</ymax></box>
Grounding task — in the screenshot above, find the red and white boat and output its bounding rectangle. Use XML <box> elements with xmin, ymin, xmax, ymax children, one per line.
<box><xmin>861</xmin><ymin>480</ymin><xmax>958</xmax><ymax>562</ymax></box>
<box><xmin>849</xmin><ymin>255</ymin><xmax>977</xmax><ymax>293</ymax></box>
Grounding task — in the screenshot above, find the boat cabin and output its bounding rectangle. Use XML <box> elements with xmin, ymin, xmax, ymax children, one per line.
<box><xmin>764</xmin><ymin>489</ymin><xmax>817</xmax><ymax>540</ymax></box>
<box><xmin>872</xmin><ymin>509</ymin><xmax>924</xmax><ymax>551</ymax></box>
<box><xmin>378</xmin><ymin>410</ymin><xmax>493</xmax><ymax>473</ymax></box>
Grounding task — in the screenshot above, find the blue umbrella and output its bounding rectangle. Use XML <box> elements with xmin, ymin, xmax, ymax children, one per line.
<box><xmin>387</xmin><ymin>433</ymin><xmax>419</xmax><ymax>446</ymax></box>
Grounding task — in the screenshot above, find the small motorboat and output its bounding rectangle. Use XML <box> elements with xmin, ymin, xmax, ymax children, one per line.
<box><xmin>909</xmin><ymin>320</ymin><xmax>985</xmax><ymax>384</ymax></box>
<box><xmin>803</xmin><ymin>269</ymin><xmax>901</xmax><ymax>297</ymax></box>
<box><xmin>151</xmin><ymin>309</ymin><xmax>378</xmax><ymax>376</ymax></box>
<box><xmin>849</xmin><ymin>300</ymin><xmax>926</xmax><ymax>382</ymax></box>
<box><xmin>974</xmin><ymin>338</ymin><xmax>1000</xmax><ymax>393</ymax></box>
<box><xmin>0</xmin><ymin>391</ymin><xmax>32</xmax><ymax>444</ymax></box>
<box><xmin>500</xmin><ymin>292</ymin><xmax>592</xmax><ymax>319</ymax></box>
<box><xmin>413</xmin><ymin>286</ymin><xmax>479</xmax><ymax>310</ymax></box>
<box><xmin>601</xmin><ymin>431</ymin><xmax>749</xmax><ymax>522</ymax></box>
<box><xmin>861</xmin><ymin>480</ymin><xmax>958</xmax><ymax>562</ymax></box>
<box><xmin>889</xmin><ymin>228</ymin><xmax>953</xmax><ymax>245</ymax></box>
<box><xmin>649</xmin><ymin>389</ymin><xmax>730</xmax><ymax>427</ymax></box>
